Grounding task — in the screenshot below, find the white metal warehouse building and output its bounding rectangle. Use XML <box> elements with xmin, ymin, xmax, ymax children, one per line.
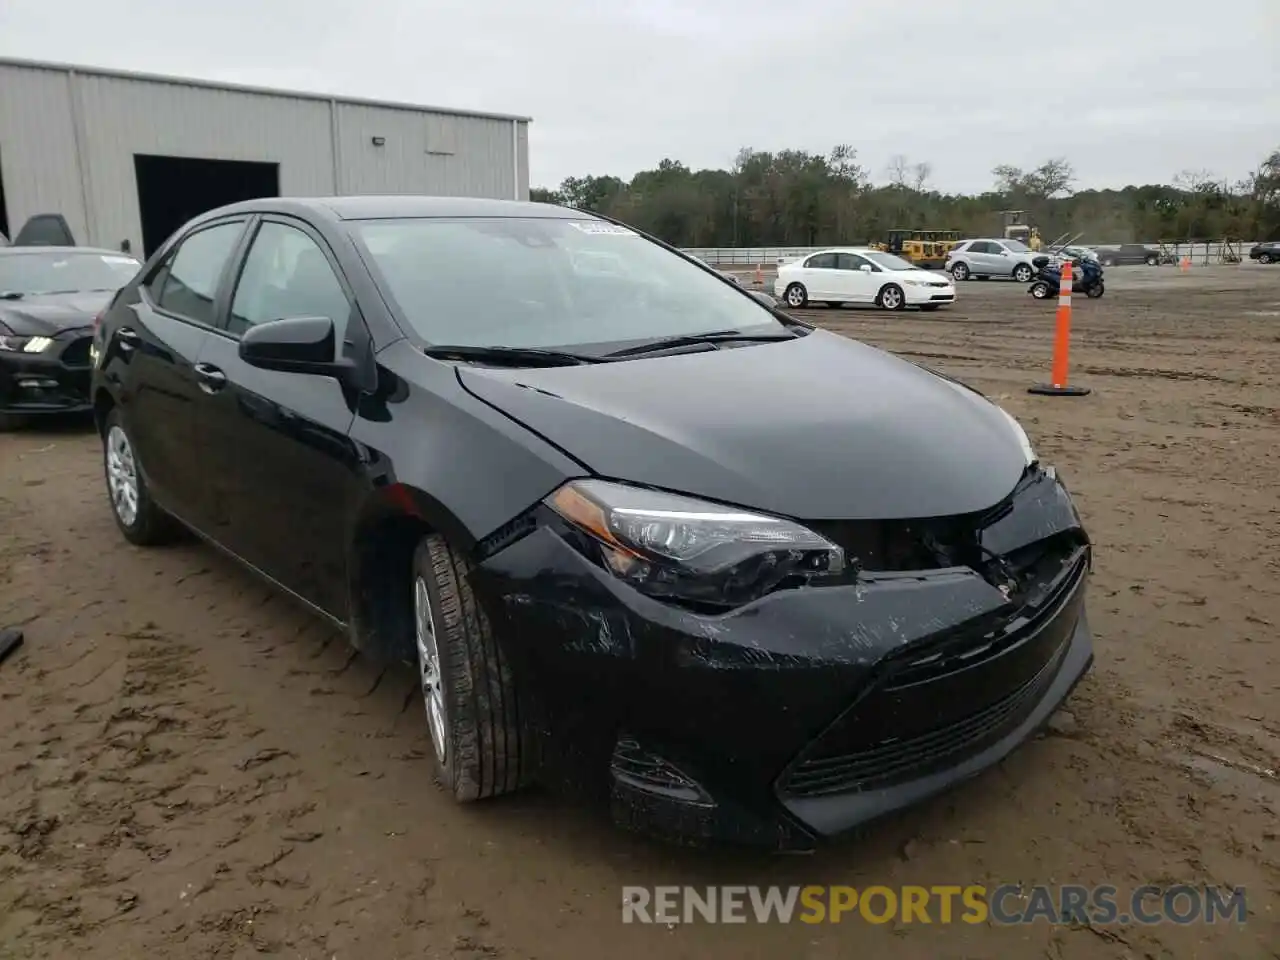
<box><xmin>0</xmin><ymin>57</ymin><xmax>531</xmax><ymax>256</ymax></box>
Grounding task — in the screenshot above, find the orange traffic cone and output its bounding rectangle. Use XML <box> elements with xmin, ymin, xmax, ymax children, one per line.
<box><xmin>1029</xmin><ymin>260</ymin><xmax>1091</xmax><ymax>397</ymax></box>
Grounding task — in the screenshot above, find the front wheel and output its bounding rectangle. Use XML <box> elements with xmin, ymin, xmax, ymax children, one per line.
<box><xmin>1030</xmin><ymin>281</ymin><xmax>1053</xmax><ymax>299</ymax></box>
<box><xmin>1260</xmin><ymin>253</ymin><xmax>1274</xmax><ymax>264</ymax></box>
<box><xmin>783</xmin><ymin>283</ymin><xmax>808</xmax><ymax>309</ymax></box>
<box><xmin>413</xmin><ymin>533</ymin><xmax>532</xmax><ymax>801</ymax></box>
<box><xmin>1013</xmin><ymin>263</ymin><xmax>1034</xmax><ymax>283</ymax></box>
<box><xmin>1085</xmin><ymin>281</ymin><xmax>1105</xmax><ymax>298</ymax></box>
<box><xmin>950</xmin><ymin>262</ymin><xmax>970</xmax><ymax>281</ymax></box>
<box><xmin>1145</xmin><ymin>253</ymin><xmax>1159</xmax><ymax>266</ymax></box>
<box><xmin>877</xmin><ymin>284</ymin><xmax>906</xmax><ymax>311</ymax></box>
<box><xmin>103</xmin><ymin>408</ymin><xmax>179</xmax><ymax>545</ymax></box>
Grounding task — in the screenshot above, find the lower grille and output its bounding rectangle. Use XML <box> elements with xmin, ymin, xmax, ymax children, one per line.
<box><xmin>778</xmin><ymin>549</ymin><xmax>1086</xmax><ymax>799</ymax></box>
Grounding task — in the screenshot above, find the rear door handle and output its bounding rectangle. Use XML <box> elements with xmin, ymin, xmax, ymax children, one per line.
<box><xmin>194</xmin><ymin>362</ymin><xmax>227</xmax><ymax>394</ymax></box>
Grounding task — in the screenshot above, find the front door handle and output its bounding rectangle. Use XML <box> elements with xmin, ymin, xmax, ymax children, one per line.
<box><xmin>194</xmin><ymin>362</ymin><xmax>227</xmax><ymax>394</ymax></box>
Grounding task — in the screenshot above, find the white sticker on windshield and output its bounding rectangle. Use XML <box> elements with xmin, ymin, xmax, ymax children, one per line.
<box><xmin>568</xmin><ymin>222</ymin><xmax>637</xmax><ymax>237</ymax></box>
<box><xmin>102</xmin><ymin>255</ymin><xmax>138</xmax><ymax>265</ymax></box>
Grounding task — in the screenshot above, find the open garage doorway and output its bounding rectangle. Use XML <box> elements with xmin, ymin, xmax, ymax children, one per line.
<box><xmin>134</xmin><ymin>154</ymin><xmax>279</xmax><ymax>257</ymax></box>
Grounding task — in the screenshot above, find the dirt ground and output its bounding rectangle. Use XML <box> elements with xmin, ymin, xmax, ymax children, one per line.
<box><xmin>1</xmin><ymin>264</ymin><xmax>1277</xmax><ymax>959</ymax></box>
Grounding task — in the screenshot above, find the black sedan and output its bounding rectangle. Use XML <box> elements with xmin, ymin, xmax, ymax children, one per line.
<box><xmin>0</xmin><ymin>245</ymin><xmax>141</xmax><ymax>427</ymax></box>
<box><xmin>1249</xmin><ymin>241</ymin><xmax>1279</xmax><ymax>263</ymax></box>
<box><xmin>90</xmin><ymin>197</ymin><xmax>1093</xmax><ymax>850</ymax></box>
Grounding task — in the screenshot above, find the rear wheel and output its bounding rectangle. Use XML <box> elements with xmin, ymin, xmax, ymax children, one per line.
<box><xmin>950</xmin><ymin>262</ymin><xmax>970</xmax><ymax>281</ymax></box>
<box><xmin>103</xmin><ymin>408</ymin><xmax>179</xmax><ymax>545</ymax></box>
<box><xmin>783</xmin><ymin>283</ymin><xmax>808</xmax><ymax>309</ymax></box>
<box><xmin>1101</xmin><ymin>256</ymin><xmax>1116</xmax><ymax>267</ymax></box>
<box><xmin>413</xmin><ymin>533</ymin><xmax>531</xmax><ymax>801</ymax></box>
<box><xmin>1144</xmin><ymin>253</ymin><xmax>1159</xmax><ymax>266</ymax></box>
<box><xmin>1013</xmin><ymin>263</ymin><xmax>1034</xmax><ymax>283</ymax></box>
<box><xmin>877</xmin><ymin>284</ymin><xmax>905</xmax><ymax>311</ymax></box>
<box><xmin>1260</xmin><ymin>253</ymin><xmax>1274</xmax><ymax>264</ymax></box>
<box><xmin>1030</xmin><ymin>281</ymin><xmax>1053</xmax><ymax>299</ymax></box>
<box><xmin>1085</xmin><ymin>282</ymin><xmax>1105</xmax><ymax>298</ymax></box>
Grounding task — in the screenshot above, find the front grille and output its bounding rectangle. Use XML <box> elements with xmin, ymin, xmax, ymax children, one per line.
<box><xmin>777</xmin><ymin>547</ymin><xmax>1087</xmax><ymax>799</ymax></box>
<box><xmin>60</xmin><ymin>336</ymin><xmax>92</xmax><ymax>368</ymax></box>
<box><xmin>781</xmin><ymin>636</ymin><xmax>1069</xmax><ymax>798</ymax></box>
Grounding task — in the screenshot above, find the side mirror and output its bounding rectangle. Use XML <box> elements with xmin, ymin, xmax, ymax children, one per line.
<box><xmin>859</xmin><ymin>264</ymin><xmax>873</xmax><ymax>273</ymax></box>
<box><xmin>240</xmin><ymin>315</ymin><xmax>344</xmax><ymax>376</ymax></box>
<box><xmin>748</xmin><ymin>290</ymin><xmax>778</xmax><ymax>308</ymax></box>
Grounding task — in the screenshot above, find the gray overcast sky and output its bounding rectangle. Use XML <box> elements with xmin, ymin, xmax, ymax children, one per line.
<box><xmin>2</xmin><ymin>0</ymin><xmax>1277</xmax><ymax>194</ymax></box>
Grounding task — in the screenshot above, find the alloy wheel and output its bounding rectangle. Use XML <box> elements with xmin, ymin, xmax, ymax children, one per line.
<box><xmin>881</xmin><ymin>286</ymin><xmax>902</xmax><ymax>309</ymax></box>
<box><xmin>105</xmin><ymin>425</ymin><xmax>139</xmax><ymax>527</ymax></box>
<box><xmin>414</xmin><ymin>576</ymin><xmax>448</xmax><ymax>764</ymax></box>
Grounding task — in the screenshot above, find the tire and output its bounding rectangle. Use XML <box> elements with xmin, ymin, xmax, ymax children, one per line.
<box><xmin>1030</xmin><ymin>281</ymin><xmax>1052</xmax><ymax>299</ymax></box>
<box><xmin>1101</xmin><ymin>257</ymin><xmax>1115</xmax><ymax>267</ymax></box>
<box><xmin>1013</xmin><ymin>263</ymin><xmax>1034</xmax><ymax>283</ymax></box>
<box><xmin>1260</xmin><ymin>253</ymin><xmax>1274</xmax><ymax>264</ymax></box>
<box><xmin>1085</xmin><ymin>282</ymin><xmax>1105</xmax><ymax>299</ymax></box>
<box><xmin>950</xmin><ymin>262</ymin><xmax>970</xmax><ymax>281</ymax></box>
<box><xmin>102</xmin><ymin>408</ymin><xmax>179</xmax><ymax>545</ymax></box>
<box><xmin>1145</xmin><ymin>254</ymin><xmax>1159</xmax><ymax>266</ymax></box>
<box><xmin>877</xmin><ymin>284</ymin><xmax>906</xmax><ymax>311</ymax></box>
<box><xmin>413</xmin><ymin>533</ymin><xmax>531</xmax><ymax>802</ymax></box>
<box><xmin>0</xmin><ymin>413</ymin><xmax>27</xmax><ymax>432</ymax></box>
<box><xmin>783</xmin><ymin>283</ymin><xmax>808</xmax><ymax>309</ymax></box>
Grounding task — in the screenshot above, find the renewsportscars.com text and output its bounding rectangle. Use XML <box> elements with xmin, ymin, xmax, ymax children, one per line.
<box><xmin>621</xmin><ymin>884</ymin><xmax>1248</xmax><ymax>926</ymax></box>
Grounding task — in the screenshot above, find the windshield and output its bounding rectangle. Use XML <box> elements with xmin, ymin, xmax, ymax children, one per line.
<box><xmin>1002</xmin><ymin>239</ymin><xmax>1031</xmax><ymax>253</ymax></box>
<box><xmin>352</xmin><ymin>217</ymin><xmax>782</xmax><ymax>351</ymax></box>
<box><xmin>0</xmin><ymin>252</ymin><xmax>140</xmax><ymax>295</ymax></box>
<box><xmin>864</xmin><ymin>251</ymin><xmax>917</xmax><ymax>271</ymax></box>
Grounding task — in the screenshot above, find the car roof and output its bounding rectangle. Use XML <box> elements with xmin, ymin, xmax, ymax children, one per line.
<box><xmin>203</xmin><ymin>196</ymin><xmax>595</xmax><ymax>222</ymax></box>
<box><xmin>808</xmin><ymin>246</ymin><xmax>881</xmax><ymax>255</ymax></box>
<box><xmin>0</xmin><ymin>245</ymin><xmax>137</xmax><ymax>258</ymax></box>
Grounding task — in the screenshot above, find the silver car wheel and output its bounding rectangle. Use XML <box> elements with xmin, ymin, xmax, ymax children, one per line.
<box><xmin>414</xmin><ymin>576</ymin><xmax>448</xmax><ymax>764</ymax></box>
<box><xmin>105</xmin><ymin>425</ymin><xmax>139</xmax><ymax>527</ymax></box>
<box><xmin>881</xmin><ymin>286</ymin><xmax>902</xmax><ymax>309</ymax></box>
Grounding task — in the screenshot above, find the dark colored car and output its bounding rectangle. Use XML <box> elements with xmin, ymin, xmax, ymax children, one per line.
<box><xmin>1094</xmin><ymin>244</ymin><xmax>1160</xmax><ymax>267</ymax></box>
<box><xmin>0</xmin><ymin>246</ymin><xmax>141</xmax><ymax>427</ymax></box>
<box><xmin>1248</xmin><ymin>241</ymin><xmax>1279</xmax><ymax>263</ymax></box>
<box><xmin>89</xmin><ymin>197</ymin><xmax>1093</xmax><ymax>851</ymax></box>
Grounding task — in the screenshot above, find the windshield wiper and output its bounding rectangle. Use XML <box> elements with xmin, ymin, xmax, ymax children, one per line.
<box><xmin>422</xmin><ymin>344</ymin><xmax>603</xmax><ymax>366</ymax></box>
<box><xmin>0</xmin><ymin>291</ymin><xmax>24</xmax><ymax>300</ymax></box>
<box><xmin>602</xmin><ymin>329</ymin><xmax>797</xmax><ymax>359</ymax></box>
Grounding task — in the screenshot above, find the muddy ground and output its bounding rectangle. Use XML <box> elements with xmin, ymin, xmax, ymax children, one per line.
<box><xmin>1</xmin><ymin>264</ymin><xmax>1277</xmax><ymax>959</ymax></box>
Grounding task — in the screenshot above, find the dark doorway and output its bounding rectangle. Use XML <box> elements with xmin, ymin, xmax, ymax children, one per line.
<box><xmin>0</xmin><ymin>146</ymin><xmax>9</xmax><ymax>240</ymax></box>
<box><xmin>134</xmin><ymin>154</ymin><xmax>279</xmax><ymax>257</ymax></box>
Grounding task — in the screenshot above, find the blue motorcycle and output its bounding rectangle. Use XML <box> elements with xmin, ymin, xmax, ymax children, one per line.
<box><xmin>1028</xmin><ymin>255</ymin><xmax>1105</xmax><ymax>299</ymax></box>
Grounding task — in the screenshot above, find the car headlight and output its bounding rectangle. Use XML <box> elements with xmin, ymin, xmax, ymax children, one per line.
<box><xmin>545</xmin><ymin>479</ymin><xmax>845</xmax><ymax>607</ymax></box>
<box><xmin>0</xmin><ymin>335</ymin><xmax>53</xmax><ymax>353</ymax></box>
<box><xmin>995</xmin><ymin>406</ymin><xmax>1037</xmax><ymax>466</ymax></box>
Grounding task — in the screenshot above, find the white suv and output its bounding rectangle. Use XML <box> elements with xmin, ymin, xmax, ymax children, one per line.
<box><xmin>945</xmin><ymin>238</ymin><xmax>1040</xmax><ymax>282</ymax></box>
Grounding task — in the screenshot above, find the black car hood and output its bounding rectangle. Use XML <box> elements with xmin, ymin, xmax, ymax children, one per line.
<box><xmin>457</xmin><ymin>329</ymin><xmax>1029</xmax><ymax>520</ymax></box>
<box><xmin>0</xmin><ymin>291</ymin><xmax>111</xmax><ymax>335</ymax></box>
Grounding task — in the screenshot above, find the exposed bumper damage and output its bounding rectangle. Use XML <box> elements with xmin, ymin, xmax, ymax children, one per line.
<box><xmin>473</xmin><ymin>466</ymin><xmax>1093</xmax><ymax>850</ymax></box>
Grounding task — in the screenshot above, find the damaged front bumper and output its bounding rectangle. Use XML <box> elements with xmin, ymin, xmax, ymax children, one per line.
<box><xmin>472</xmin><ymin>467</ymin><xmax>1093</xmax><ymax>851</ymax></box>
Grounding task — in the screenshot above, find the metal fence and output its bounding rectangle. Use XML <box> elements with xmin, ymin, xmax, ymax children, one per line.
<box><xmin>684</xmin><ymin>240</ymin><xmax>1259</xmax><ymax>266</ymax></box>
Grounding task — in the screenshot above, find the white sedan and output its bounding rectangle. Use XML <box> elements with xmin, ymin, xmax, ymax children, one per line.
<box><xmin>773</xmin><ymin>247</ymin><xmax>956</xmax><ymax>311</ymax></box>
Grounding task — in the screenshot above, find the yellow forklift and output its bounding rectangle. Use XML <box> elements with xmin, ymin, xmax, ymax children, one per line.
<box><xmin>875</xmin><ymin>228</ymin><xmax>962</xmax><ymax>269</ymax></box>
<box><xmin>1001</xmin><ymin>210</ymin><xmax>1043</xmax><ymax>250</ymax></box>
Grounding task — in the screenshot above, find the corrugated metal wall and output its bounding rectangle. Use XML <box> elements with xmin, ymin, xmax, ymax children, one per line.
<box><xmin>0</xmin><ymin>60</ymin><xmax>530</xmax><ymax>250</ymax></box>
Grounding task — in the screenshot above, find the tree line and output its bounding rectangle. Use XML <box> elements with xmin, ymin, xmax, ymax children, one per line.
<box><xmin>529</xmin><ymin>146</ymin><xmax>1280</xmax><ymax>248</ymax></box>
